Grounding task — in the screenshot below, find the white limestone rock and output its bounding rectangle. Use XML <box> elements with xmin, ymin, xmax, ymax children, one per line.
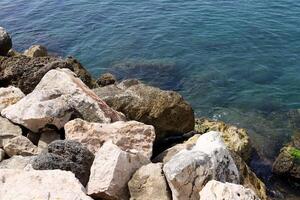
<box><xmin>3</xmin><ymin>136</ymin><xmax>39</xmax><ymax>157</ymax></box>
<box><xmin>0</xmin><ymin>148</ymin><xmax>4</xmax><ymax>162</ymax></box>
<box><xmin>0</xmin><ymin>116</ymin><xmax>22</xmax><ymax>147</ymax></box>
<box><xmin>24</xmin><ymin>45</ymin><xmax>47</xmax><ymax>57</ymax></box>
<box><xmin>0</xmin><ymin>86</ymin><xmax>25</xmax><ymax>112</ymax></box>
<box><xmin>0</xmin><ymin>155</ymin><xmax>36</xmax><ymax>169</ymax></box>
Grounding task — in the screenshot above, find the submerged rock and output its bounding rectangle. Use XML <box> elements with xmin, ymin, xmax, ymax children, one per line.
<box><xmin>87</xmin><ymin>141</ymin><xmax>149</xmax><ymax>200</ymax></box>
<box><xmin>199</xmin><ymin>180</ymin><xmax>260</xmax><ymax>200</ymax></box>
<box><xmin>24</xmin><ymin>45</ymin><xmax>48</xmax><ymax>57</ymax></box>
<box><xmin>3</xmin><ymin>135</ymin><xmax>39</xmax><ymax>157</ymax></box>
<box><xmin>94</xmin><ymin>80</ymin><xmax>194</xmax><ymax>139</ymax></box>
<box><xmin>0</xmin><ymin>27</ymin><xmax>12</xmax><ymax>56</ymax></box>
<box><xmin>0</xmin><ymin>116</ymin><xmax>22</xmax><ymax>147</ymax></box>
<box><xmin>0</xmin><ymin>86</ymin><xmax>25</xmax><ymax>112</ymax></box>
<box><xmin>0</xmin><ymin>55</ymin><xmax>95</xmax><ymax>94</ymax></box>
<box><xmin>1</xmin><ymin>68</ymin><xmax>125</xmax><ymax>132</ymax></box>
<box><xmin>65</xmin><ymin>118</ymin><xmax>155</xmax><ymax>158</ymax></box>
<box><xmin>0</xmin><ymin>169</ymin><xmax>92</xmax><ymax>200</ymax></box>
<box><xmin>128</xmin><ymin>163</ymin><xmax>171</xmax><ymax>200</ymax></box>
<box><xmin>97</xmin><ymin>72</ymin><xmax>117</xmax><ymax>87</ymax></box>
<box><xmin>0</xmin><ymin>155</ymin><xmax>36</xmax><ymax>169</ymax></box>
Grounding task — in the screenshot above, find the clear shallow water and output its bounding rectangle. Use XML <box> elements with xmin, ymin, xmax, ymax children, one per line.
<box><xmin>1</xmin><ymin>0</ymin><xmax>300</xmax><ymax>188</ymax></box>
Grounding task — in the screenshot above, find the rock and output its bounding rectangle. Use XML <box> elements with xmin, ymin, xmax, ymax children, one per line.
<box><xmin>24</xmin><ymin>45</ymin><xmax>47</xmax><ymax>57</ymax></box>
<box><xmin>0</xmin><ymin>27</ymin><xmax>12</xmax><ymax>56</ymax></box>
<box><xmin>3</xmin><ymin>135</ymin><xmax>38</xmax><ymax>157</ymax></box>
<box><xmin>37</xmin><ymin>129</ymin><xmax>60</xmax><ymax>151</ymax></box>
<box><xmin>87</xmin><ymin>141</ymin><xmax>149</xmax><ymax>200</ymax></box>
<box><xmin>195</xmin><ymin>118</ymin><xmax>252</xmax><ymax>161</ymax></box>
<box><xmin>32</xmin><ymin>140</ymin><xmax>94</xmax><ymax>186</ymax></box>
<box><xmin>0</xmin><ymin>169</ymin><xmax>93</xmax><ymax>200</ymax></box>
<box><xmin>94</xmin><ymin>80</ymin><xmax>194</xmax><ymax>139</ymax></box>
<box><xmin>65</xmin><ymin>118</ymin><xmax>155</xmax><ymax>158</ymax></box>
<box><xmin>0</xmin><ymin>148</ymin><xmax>4</xmax><ymax>161</ymax></box>
<box><xmin>199</xmin><ymin>180</ymin><xmax>260</xmax><ymax>200</ymax></box>
<box><xmin>163</xmin><ymin>131</ymin><xmax>239</xmax><ymax>200</ymax></box>
<box><xmin>0</xmin><ymin>155</ymin><xmax>36</xmax><ymax>169</ymax></box>
<box><xmin>128</xmin><ymin>162</ymin><xmax>171</xmax><ymax>200</ymax></box>
<box><xmin>7</xmin><ymin>49</ymin><xmax>21</xmax><ymax>57</ymax></box>
<box><xmin>0</xmin><ymin>55</ymin><xmax>95</xmax><ymax>94</ymax></box>
<box><xmin>0</xmin><ymin>116</ymin><xmax>22</xmax><ymax>147</ymax></box>
<box><xmin>97</xmin><ymin>72</ymin><xmax>117</xmax><ymax>87</ymax></box>
<box><xmin>2</xmin><ymin>68</ymin><xmax>125</xmax><ymax>132</ymax></box>
<box><xmin>0</xmin><ymin>86</ymin><xmax>25</xmax><ymax>112</ymax></box>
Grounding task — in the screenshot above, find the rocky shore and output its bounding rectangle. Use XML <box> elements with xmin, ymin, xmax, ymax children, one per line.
<box><xmin>0</xmin><ymin>27</ymin><xmax>298</xmax><ymax>200</ymax></box>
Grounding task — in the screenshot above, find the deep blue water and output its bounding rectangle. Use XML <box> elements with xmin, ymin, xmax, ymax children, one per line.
<box><xmin>1</xmin><ymin>0</ymin><xmax>300</xmax><ymax>163</ymax></box>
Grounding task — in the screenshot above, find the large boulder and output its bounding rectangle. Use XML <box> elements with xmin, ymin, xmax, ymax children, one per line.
<box><xmin>199</xmin><ymin>180</ymin><xmax>260</xmax><ymax>200</ymax></box>
<box><xmin>128</xmin><ymin>162</ymin><xmax>171</xmax><ymax>200</ymax></box>
<box><xmin>0</xmin><ymin>55</ymin><xmax>95</xmax><ymax>94</ymax></box>
<box><xmin>87</xmin><ymin>141</ymin><xmax>149</xmax><ymax>200</ymax></box>
<box><xmin>3</xmin><ymin>135</ymin><xmax>39</xmax><ymax>157</ymax></box>
<box><xmin>65</xmin><ymin>118</ymin><xmax>155</xmax><ymax>158</ymax></box>
<box><xmin>163</xmin><ymin>131</ymin><xmax>239</xmax><ymax>200</ymax></box>
<box><xmin>0</xmin><ymin>86</ymin><xmax>25</xmax><ymax>112</ymax></box>
<box><xmin>0</xmin><ymin>169</ymin><xmax>93</xmax><ymax>200</ymax></box>
<box><xmin>2</xmin><ymin>68</ymin><xmax>125</xmax><ymax>132</ymax></box>
<box><xmin>0</xmin><ymin>27</ymin><xmax>12</xmax><ymax>56</ymax></box>
<box><xmin>32</xmin><ymin>140</ymin><xmax>94</xmax><ymax>186</ymax></box>
<box><xmin>24</xmin><ymin>45</ymin><xmax>47</xmax><ymax>57</ymax></box>
<box><xmin>93</xmin><ymin>79</ymin><xmax>194</xmax><ymax>139</ymax></box>
<box><xmin>0</xmin><ymin>116</ymin><xmax>22</xmax><ymax>147</ymax></box>
<box><xmin>0</xmin><ymin>155</ymin><xmax>36</xmax><ymax>169</ymax></box>
<box><xmin>195</xmin><ymin>118</ymin><xmax>252</xmax><ymax>161</ymax></box>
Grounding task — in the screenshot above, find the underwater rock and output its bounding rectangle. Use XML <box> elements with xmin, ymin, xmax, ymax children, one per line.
<box><xmin>0</xmin><ymin>27</ymin><xmax>12</xmax><ymax>56</ymax></box>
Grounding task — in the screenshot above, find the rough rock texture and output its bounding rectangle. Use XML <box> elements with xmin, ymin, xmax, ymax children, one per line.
<box><xmin>0</xmin><ymin>169</ymin><xmax>93</xmax><ymax>200</ymax></box>
<box><xmin>128</xmin><ymin>162</ymin><xmax>171</xmax><ymax>200</ymax></box>
<box><xmin>0</xmin><ymin>55</ymin><xmax>95</xmax><ymax>94</ymax></box>
<box><xmin>65</xmin><ymin>118</ymin><xmax>155</xmax><ymax>158</ymax></box>
<box><xmin>0</xmin><ymin>116</ymin><xmax>22</xmax><ymax>147</ymax></box>
<box><xmin>163</xmin><ymin>131</ymin><xmax>240</xmax><ymax>200</ymax></box>
<box><xmin>3</xmin><ymin>135</ymin><xmax>38</xmax><ymax>157</ymax></box>
<box><xmin>87</xmin><ymin>141</ymin><xmax>149</xmax><ymax>200</ymax></box>
<box><xmin>0</xmin><ymin>148</ymin><xmax>4</xmax><ymax>161</ymax></box>
<box><xmin>0</xmin><ymin>155</ymin><xmax>36</xmax><ymax>169</ymax></box>
<box><xmin>37</xmin><ymin>129</ymin><xmax>60</xmax><ymax>151</ymax></box>
<box><xmin>32</xmin><ymin>140</ymin><xmax>94</xmax><ymax>186</ymax></box>
<box><xmin>0</xmin><ymin>86</ymin><xmax>24</xmax><ymax>112</ymax></box>
<box><xmin>2</xmin><ymin>68</ymin><xmax>125</xmax><ymax>132</ymax></box>
<box><xmin>0</xmin><ymin>27</ymin><xmax>12</xmax><ymax>56</ymax></box>
<box><xmin>97</xmin><ymin>72</ymin><xmax>117</xmax><ymax>87</ymax></box>
<box><xmin>195</xmin><ymin>118</ymin><xmax>252</xmax><ymax>161</ymax></box>
<box><xmin>199</xmin><ymin>180</ymin><xmax>260</xmax><ymax>200</ymax></box>
<box><xmin>94</xmin><ymin>80</ymin><xmax>194</xmax><ymax>139</ymax></box>
<box><xmin>24</xmin><ymin>45</ymin><xmax>48</xmax><ymax>57</ymax></box>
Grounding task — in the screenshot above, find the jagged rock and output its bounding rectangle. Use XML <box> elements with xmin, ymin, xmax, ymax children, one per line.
<box><xmin>24</xmin><ymin>45</ymin><xmax>47</xmax><ymax>57</ymax></box>
<box><xmin>0</xmin><ymin>55</ymin><xmax>95</xmax><ymax>94</ymax></box>
<box><xmin>37</xmin><ymin>129</ymin><xmax>60</xmax><ymax>151</ymax></box>
<box><xmin>0</xmin><ymin>86</ymin><xmax>24</xmax><ymax>112</ymax></box>
<box><xmin>0</xmin><ymin>27</ymin><xmax>12</xmax><ymax>56</ymax></box>
<box><xmin>0</xmin><ymin>169</ymin><xmax>93</xmax><ymax>200</ymax></box>
<box><xmin>94</xmin><ymin>80</ymin><xmax>194</xmax><ymax>139</ymax></box>
<box><xmin>87</xmin><ymin>141</ymin><xmax>149</xmax><ymax>200</ymax></box>
<box><xmin>97</xmin><ymin>72</ymin><xmax>116</xmax><ymax>87</ymax></box>
<box><xmin>0</xmin><ymin>116</ymin><xmax>22</xmax><ymax>147</ymax></box>
<box><xmin>163</xmin><ymin>131</ymin><xmax>239</xmax><ymax>200</ymax></box>
<box><xmin>3</xmin><ymin>135</ymin><xmax>38</xmax><ymax>157</ymax></box>
<box><xmin>32</xmin><ymin>140</ymin><xmax>94</xmax><ymax>186</ymax></box>
<box><xmin>199</xmin><ymin>180</ymin><xmax>260</xmax><ymax>200</ymax></box>
<box><xmin>128</xmin><ymin>162</ymin><xmax>171</xmax><ymax>200</ymax></box>
<box><xmin>2</xmin><ymin>68</ymin><xmax>125</xmax><ymax>132</ymax></box>
<box><xmin>0</xmin><ymin>155</ymin><xmax>36</xmax><ymax>169</ymax></box>
<box><xmin>195</xmin><ymin>118</ymin><xmax>252</xmax><ymax>161</ymax></box>
<box><xmin>0</xmin><ymin>148</ymin><xmax>4</xmax><ymax>161</ymax></box>
<box><xmin>65</xmin><ymin>118</ymin><xmax>155</xmax><ymax>158</ymax></box>
<box><xmin>7</xmin><ymin>49</ymin><xmax>21</xmax><ymax>57</ymax></box>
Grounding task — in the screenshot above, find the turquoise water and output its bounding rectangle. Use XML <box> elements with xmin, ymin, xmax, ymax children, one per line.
<box><xmin>1</xmin><ymin>0</ymin><xmax>300</xmax><ymax>167</ymax></box>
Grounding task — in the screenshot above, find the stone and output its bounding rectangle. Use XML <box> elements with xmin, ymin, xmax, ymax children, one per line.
<box><xmin>195</xmin><ymin>118</ymin><xmax>252</xmax><ymax>161</ymax></box>
<box><xmin>0</xmin><ymin>148</ymin><xmax>4</xmax><ymax>161</ymax></box>
<box><xmin>0</xmin><ymin>116</ymin><xmax>22</xmax><ymax>147</ymax></box>
<box><xmin>7</xmin><ymin>49</ymin><xmax>21</xmax><ymax>57</ymax></box>
<box><xmin>0</xmin><ymin>169</ymin><xmax>93</xmax><ymax>200</ymax></box>
<box><xmin>128</xmin><ymin>162</ymin><xmax>171</xmax><ymax>200</ymax></box>
<box><xmin>0</xmin><ymin>27</ymin><xmax>12</xmax><ymax>56</ymax></box>
<box><xmin>94</xmin><ymin>80</ymin><xmax>194</xmax><ymax>139</ymax></box>
<box><xmin>32</xmin><ymin>140</ymin><xmax>94</xmax><ymax>186</ymax></box>
<box><xmin>163</xmin><ymin>131</ymin><xmax>239</xmax><ymax>200</ymax></box>
<box><xmin>3</xmin><ymin>135</ymin><xmax>38</xmax><ymax>157</ymax></box>
<box><xmin>65</xmin><ymin>118</ymin><xmax>155</xmax><ymax>158</ymax></box>
<box><xmin>24</xmin><ymin>45</ymin><xmax>47</xmax><ymax>57</ymax></box>
<box><xmin>87</xmin><ymin>141</ymin><xmax>149</xmax><ymax>200</ymax></box>
<box><xmin>0</xmin><ymin>86</ymin><xmax>25</xmax><ymax>112</ymax></box>
<box><xmin>37</xmin><ymin>129</ymin><xmax>60</xmax><ymax>151</ymax></box>
<box><xmin>0</xmin><ymin>55</ymin><xmax>95</xmax><ymax>94</ymax></box>
<box><xmin>97</xmin><ymin>72</ymin><xmax>117</xmax><ymax>87</ymax></box>
<box><xmin>199</xmin><ymin>180</ymin><xmax>260</xmax><ymax>200</ymax></box>
<box><xmin>2</xmin><ymin>68</ymin><xmax>125</xmax><ymax>132</ymax></box>
<box><xmin>0</xmin><ymin>155</ymin><xmax>36</xmax><ymax>169</ymax></box>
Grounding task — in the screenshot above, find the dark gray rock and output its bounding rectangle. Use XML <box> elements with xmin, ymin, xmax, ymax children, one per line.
<box><xmin>97</xmin><ymin>73</ymin><xmax>116</xmax><ymax>87</ymax></box>
<box><xmin>0</xmin><ymin>27</ymin><xmax>12</xmax><ymax>56</ymax></box>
